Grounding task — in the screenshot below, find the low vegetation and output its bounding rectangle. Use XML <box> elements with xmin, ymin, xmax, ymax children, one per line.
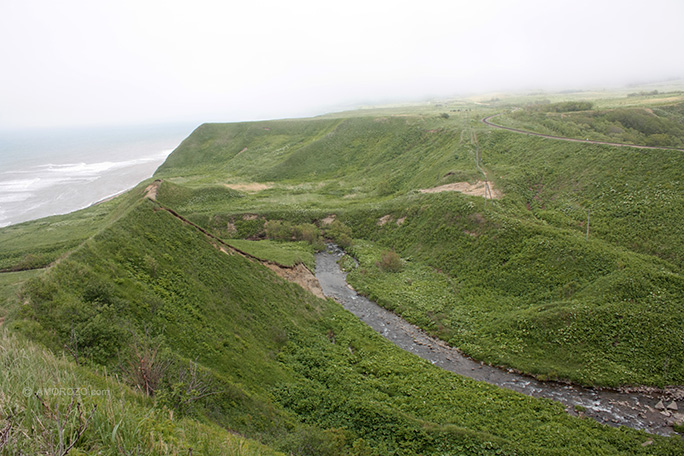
<box><xmin>376</xmin><ymin>250</ymin><xmax>403</xmax><ymax>273</ymax></box>
<box><xmin>529</xmin><ymin>101</ymin><xmax>595</xmax><ymax>112</ymax></box>
<box><xmin>1</xmin><ymin>86</ymin><xmax>684</xmax><ymax>453</ymax></box>
<box><xmin>4</xmin><ymin>199</ymin><xmax>682</xmax><ymax>454</ymax></box>
<box><xmin>226</xmin><ymin>239</ymin><xmax>316</xmax><ymax>271</ymax></box>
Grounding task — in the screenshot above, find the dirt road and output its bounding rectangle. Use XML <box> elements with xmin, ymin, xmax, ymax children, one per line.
<box><xmin>482</xmin><ymin>114</ymin><xmax>684</xmax><ymax>152</ymax></box>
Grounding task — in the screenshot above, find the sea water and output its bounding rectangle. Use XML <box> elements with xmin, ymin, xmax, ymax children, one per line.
<box><xmin>0</xmin><ymin>123</ymin><xmax>196</xmax><ymax>227</ymax></box>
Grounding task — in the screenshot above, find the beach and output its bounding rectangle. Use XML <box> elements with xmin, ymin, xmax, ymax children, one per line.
<box><xmin>0</xmin><ymin>123</ymin><xmax>194</xmax><ymax>227</ymax></box>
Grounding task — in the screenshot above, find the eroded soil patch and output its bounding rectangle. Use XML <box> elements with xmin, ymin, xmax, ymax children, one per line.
<box><xmin>265</xmin><ymin>263</ymin><xmax>325</xmax><ymax>299</ymax></box>
<box><xmin>225</xmin><ymin>183</ymin><xmax>273</xmax><ymax>192</ymax></box>
<box><xmin>419</xmin><ymin>181</ymin><xmax>502</xmax><ymax>199</ymax></box>
<box><xmin>321</xmin><ymin>215</ymin><xmax>337</xmax><ymax>225</ymax></box>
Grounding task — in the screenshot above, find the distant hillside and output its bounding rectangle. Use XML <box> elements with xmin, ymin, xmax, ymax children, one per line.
<box><xmin>156</xmin><ymin>116</ymin><xmax>480</xmax><ymax>197</ymax></box>
<box><xmin>152</xmin><ymin>105</ymin><xmax>684</xmax><ymax>388</ymax></box>
<box><xmin>496</xmin><ymin>101</ymin><xmax>684</xmax><ymax>148</ymax></box>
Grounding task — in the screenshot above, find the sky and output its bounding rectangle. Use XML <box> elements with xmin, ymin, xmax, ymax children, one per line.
<box><xmin>1</xmin><ymin>0</ymin><xmax>683</xmax><ymax>129</ymax></box>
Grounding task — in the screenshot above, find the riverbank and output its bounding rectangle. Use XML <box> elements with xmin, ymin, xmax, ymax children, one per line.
<box><xmin>315</xmin><ymin>244</ymin><xmax>683</xmax><ymax>436</ymax></box>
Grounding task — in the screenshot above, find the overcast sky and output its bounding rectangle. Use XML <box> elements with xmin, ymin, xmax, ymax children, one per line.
<box><xmin>1</xmin><ymin>0</ymin><xmax>683</xmax><ymax>129</ymax></box>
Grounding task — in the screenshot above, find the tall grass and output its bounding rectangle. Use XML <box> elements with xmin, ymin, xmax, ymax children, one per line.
<box><xmin>0</xmin><ymin>330</ymin><xmax>280</xmax><ymax>455</ymax></box>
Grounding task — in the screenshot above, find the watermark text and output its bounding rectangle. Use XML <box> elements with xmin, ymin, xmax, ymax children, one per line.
<box><xmin>22</xmin><ymin>386</ymin><xmax>111</xmax><ymax>397</ymax></box>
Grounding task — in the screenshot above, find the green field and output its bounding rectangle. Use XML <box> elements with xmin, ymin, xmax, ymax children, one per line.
<box><xmin>1</xmin><ymin>86</ymin><xmax>684</xmax><ymax>454</ymax></box>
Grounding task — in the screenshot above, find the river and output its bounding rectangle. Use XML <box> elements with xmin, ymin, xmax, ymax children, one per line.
<box><xmin>315</xmin><ymin>244</ymin><xmax>682</xmax><ymax>436</ymax></box>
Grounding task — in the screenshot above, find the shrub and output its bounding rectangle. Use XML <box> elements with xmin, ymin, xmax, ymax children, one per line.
<box><xmin>120</xmin><ymin>332</ymin><xmax>170</xmax><ymax>396</ymax></box>
<box><xmin>533</xmin><ymin>101</ymin><xmax>594</xmax><ymax>112</ymax></box>
<box><xmin>265</xmin><ymin>220</ymin><xmax>324</xmax><ymax>249</ymax></box>
<box><xmin>325</xmin><ymin>220</ymin><xmax>353</xmax><ymax>248</ymax></box>
<box><xmin>293</xmin><ymin>223</ymin><xmax>320</xmax><ymax>244</ymax></box>
<box><xmin>157</xmin><ymin>360</ymin><xmax>218</xmax><ymax>416</ymax></box>
<box><xmin>264</xmin><ymin>220</ymin><xmax>294</xmax><ymax>241</ymax></box>
<box><xmin>376</xmin><ymin>179</ymin><xmax>396</xmax><ymax>197</ymax></box>
<box><xmin>377</xmin><ymin>250</ymin><xmax>403</xmax><ymax>273</ymax></box>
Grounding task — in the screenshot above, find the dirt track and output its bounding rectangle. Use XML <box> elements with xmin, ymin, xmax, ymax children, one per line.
<box><xmin>482</xmin><ymin>114</ymin><xmax>684</xmax><ymax>152</ymax></box>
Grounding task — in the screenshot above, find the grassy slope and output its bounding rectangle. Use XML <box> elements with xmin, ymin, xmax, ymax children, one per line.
<box><xmin>225</xmin><ymin>239</ymin><xmax>316</xmax><ymax>271</ymax></box>
<box><xmin>332</xmin><ymin>125</ymin><xmax>684</xmax><ymax>386</ymax></box>
<box><xmin>156</xmin><ymin>116</ymin><xmax>479</xmax><ymax>195</ymax></box>
<box><xmin>1</xmin><ymin>89</ymin><xmax>684</xmax><ymax>453</ymax></box>
<box><xmin>6</xmin><ymin>195</ymin><xmax>684</xmax><ymax>455</ymax></box>
<box><xmin>0</xmin><ymin>269</ymin><xmax>41</xmax><ymax>320</ymax></box>
<box><xmin>0</xmin><ymin>194</ymin><xmax>133</xmax><ymax>272</ymax></box>
<box><xmin>480</xmin><ymin>129</ymin><xmax>684</xmax><ymax>269</ymax></box>
<box><xmin>148</xmin><ymin>100</ymin><xmax>684</xmax><ymax>387</ymax></box>
<box><xmin>0</xmin><ymin>329</ymin><xmax>280</xmax><ymax>456</ymax></box>
<box><xmin>494</xmin><ymin>99</ymin><xmax>684</xmax><ymax>148</ymax></box>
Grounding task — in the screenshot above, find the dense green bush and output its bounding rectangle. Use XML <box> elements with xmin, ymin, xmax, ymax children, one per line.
<box><xmin>264</xmin><ymin>220</ymin><xmax>324</xmax><ymax>249</ymax></box>
<box><xmin>324</xmin><ymin>220</ymin><xmax>353</xmax><ymax>247</ymax></box>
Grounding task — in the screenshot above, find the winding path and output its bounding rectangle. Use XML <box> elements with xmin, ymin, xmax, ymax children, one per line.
<box><xmin>482</xmin><ymin>113</ymin><xmax>684</xmax><ymax>152</ymax></box>
<box><xmin>315</xmin><ymin>244</ymin><xmax>683</xmax><ymax>436</ymax></box>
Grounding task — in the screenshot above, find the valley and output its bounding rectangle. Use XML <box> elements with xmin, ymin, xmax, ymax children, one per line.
<box><xmin>1</xmin><ymin>87</ymin><xmax>684</xmax><ymax>455</ymax></box>
<box><xmin>316</xmin><ymin>243</ymin><xmax>682</xmax><ymax>436</ymax></box>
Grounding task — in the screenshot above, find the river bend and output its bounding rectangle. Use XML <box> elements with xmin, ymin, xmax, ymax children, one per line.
<box><xmin>315</xmin><ymin>244</ymin><xmax>682</xmax><ymax>436</ymax></box>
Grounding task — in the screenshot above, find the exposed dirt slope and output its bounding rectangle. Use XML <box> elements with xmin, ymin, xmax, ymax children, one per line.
<box><xmin>145</xmin><ymin>179</ymin><xmax>324</xmax><ymax>298</ymax></box>
<box><xmin>419</xmin><ymin>181</ymin><xmax>502</xmax><ymax>199</ymax></box>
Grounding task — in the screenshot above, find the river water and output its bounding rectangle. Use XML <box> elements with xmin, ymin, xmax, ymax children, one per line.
<box><xmin>315</xmin><ymin>244</ymin><xmax>682</xmax><ymax>436</ymax></box>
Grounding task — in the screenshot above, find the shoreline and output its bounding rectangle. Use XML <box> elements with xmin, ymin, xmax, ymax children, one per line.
<box><xmin>0</xmin><ymin>123</ymin><xmax>191</xmax><ymax>229</ymax></box>
<box><xmin>0</xmin><ymin>154</ymin><xmax>174</xmax><ymax>228</ymax></box>
<box><xmin>90</xmin><ymin>188</ymin><xmax>131</xmax><ymax>207</ymax></box>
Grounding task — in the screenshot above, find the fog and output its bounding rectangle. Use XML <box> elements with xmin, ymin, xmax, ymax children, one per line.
<box><xmin>2</xmin><ymin>0</ymin><xmax>683</xmax><ymax>129</ymax></box>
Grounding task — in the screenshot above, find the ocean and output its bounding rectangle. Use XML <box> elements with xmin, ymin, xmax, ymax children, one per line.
<box><xmin>0</xmin><ymin>123</ymin><xmax>196</xmax><ymax>227</ymax></box>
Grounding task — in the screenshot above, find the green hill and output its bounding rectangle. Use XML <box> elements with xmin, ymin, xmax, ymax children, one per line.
<box><xmin>2</xmin><ymin>89</ymin><xmax>684</xmax><ymax>454</ymax></box>
<box><xmin>494</xmin><ymin>101</ymin><xmax>684</xmax><ymax>148</ymax></box>
<box><xmin>4</xmin><ymin>189</ymin><xmax>682</xmax><ymax>455</ymax></box>
<box><xmin>150</xmin><ymin>101</ymin><xmax>684</xmax><ymax>387</ymax></box>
